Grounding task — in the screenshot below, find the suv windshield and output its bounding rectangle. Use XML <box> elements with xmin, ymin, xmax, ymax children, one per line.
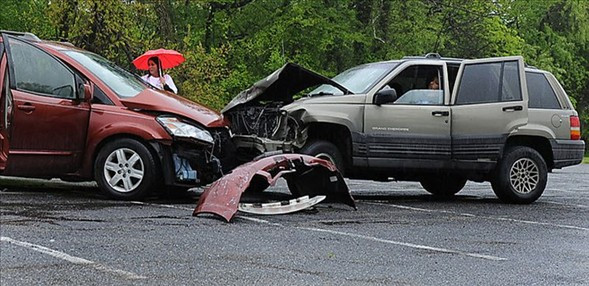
<box><xmin>63</xmin><ymin>50</ymin><xmax>145</xmax><ymax>98</ymax></box>
<box><xmin>310</xmin><ymin>62</ymin><xmax>398</xmax><ymax>95</ymax></box>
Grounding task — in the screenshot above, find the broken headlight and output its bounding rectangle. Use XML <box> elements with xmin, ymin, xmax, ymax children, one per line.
<box><xmin>157</xmin><ymin>116</ymin><xmax>214</xmax><ymax>145</ymax></box>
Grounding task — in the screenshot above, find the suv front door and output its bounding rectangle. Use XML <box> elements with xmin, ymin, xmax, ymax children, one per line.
<box><xmin>3</xmin><ymin>35</ymin><xmax>90</xmax><ymax>176</ymax></box>
<box><xmin>364</xmin><ymin>61</ymin><xmax>451</xmax><ymax>169</ymax></box>
<box><xmin>450</xmin><ymin>56</ymin><xmax>527</xmax><ymax>167</ymax></box>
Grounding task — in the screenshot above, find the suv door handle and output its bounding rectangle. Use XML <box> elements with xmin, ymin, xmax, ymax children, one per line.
<box><xmin>502</xmin><ymin>105</ymin><xmax>523</xmax><ymax>112</ymax></box>
<box><xmin>432</xmin><ymin>111</ymin><xmax>449</xmax><ymax>117</ymax></box>
<box><xmin>17</xmin><ymin>104</ymin><xmax>36</xmax><ymax>112</ymax></box>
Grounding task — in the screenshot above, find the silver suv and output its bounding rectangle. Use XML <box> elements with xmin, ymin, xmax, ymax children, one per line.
<box><xmin>223</xmin><ymin>54</ymin><xmax>585</xmax><ymax>204</ymax></box>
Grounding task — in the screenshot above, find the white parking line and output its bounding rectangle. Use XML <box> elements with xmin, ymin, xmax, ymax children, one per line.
<box><xmin>0</xmin><ymin>237</ymin><xmax>145</xmax><ymax>280</ymax></box>
<box><xmin>130</xmin><ymin>201</ymin><xmax>193</xmax><ymax>211</ymax></box>
<box><xmin>135</xmin><ymin>202</ymin><xmax>507</xmax><ymax>260</ymax></box>
<box><xmin>365</xmin><ymin>202</ymin><xmax>589</xmax><ymax>231</ymax></box>
<box><xmin>131</xmin><ymin>201</ymin><xmax>284</xmax><ymax>226</ymax></box>
<box><xmin>298</xmin><ymin>227</ymin><xmax>507</xmax><ymax>261</ymax></box>
<box><xmin>543</xmin><ymin>200</ymin><xmax>589</xmax><ymax>208</ymax></box>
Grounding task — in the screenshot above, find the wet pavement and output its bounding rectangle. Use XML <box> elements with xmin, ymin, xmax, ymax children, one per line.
<box><xmin>1</xmin><ymin>165</ymin><xmax>588</xmax><ymax>285</ymax></box>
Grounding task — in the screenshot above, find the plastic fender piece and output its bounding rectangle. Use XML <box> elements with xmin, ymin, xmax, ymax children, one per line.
<box><xmin>193</xmin><ymin>154</ymin><xmax>356</xmax><ymax>222</ymax></box>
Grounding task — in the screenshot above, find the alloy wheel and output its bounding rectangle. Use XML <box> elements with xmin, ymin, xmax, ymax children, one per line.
<box><xmin>103</xmin><ymin>148</ymin><xmax>145</xmax><ymax>193</ymax></box>
<box><xmin>509</xmin><ymin>158</ymin><xmax>539</xmax><ymax>194</ymax></box>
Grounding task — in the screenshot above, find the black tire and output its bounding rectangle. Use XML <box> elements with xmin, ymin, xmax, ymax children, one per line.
<box><xmin>491</xmin><ymin>146</ymin><xmax>547</xmax><ymax>204</ymax></box>
<box><xmin>299</xmin><ymin>140</ymin><xmax>345</xmax><ymax>174</ymax></box>
<box><xmin>94</xmin><ymin>138</ymin><xmax>160</xmax><ymax>200</ymax></box>
<box><xmin>420</xmin><ymin>175</ymin><xmax>467</xmax><ymax>198</ymax></box>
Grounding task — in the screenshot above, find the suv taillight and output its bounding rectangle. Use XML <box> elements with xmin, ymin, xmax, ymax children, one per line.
<box><xmin>570</xmin><ymin>116</ymin><xmax>581</xmax><ymax>140</ymax></box>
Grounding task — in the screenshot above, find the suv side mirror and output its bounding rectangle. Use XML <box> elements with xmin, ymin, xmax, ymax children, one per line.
<box><xmin>374</xmin><ymin>88</ymin><xmax>397</xmax><ymax>105</ymax></box>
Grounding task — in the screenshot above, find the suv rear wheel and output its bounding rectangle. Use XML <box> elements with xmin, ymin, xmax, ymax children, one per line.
<box><xmin>420</xmin><ymin>175</ymin><xmax>467</xmax><ymax>197</ymax></box>
<box><xmin>300</xmin><ymin>140</ymin><xmax>345</xmax><ymax>174</ymax></box>
<box><xmin>491</xmin><ymin>146</ymin><xmax>547</xmax><ymax>204</ymax></box>
<box><xmin>94</xmin><ymin>138</ymin><xmax>160</xmax><ymax>200</ymax></box>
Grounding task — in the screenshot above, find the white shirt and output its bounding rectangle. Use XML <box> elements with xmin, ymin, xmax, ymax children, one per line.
<box><xmin>141</xmin><ymin>74</ymin><xmax>178</xmax><ymax>94</ymax></box>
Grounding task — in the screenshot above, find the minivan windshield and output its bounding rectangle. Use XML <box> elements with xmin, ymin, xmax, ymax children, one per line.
<box><xmin>63</xmin><ymin>50</ymin><xmax>146</xmax><ymax>98</ymax></box>
<box><xmin>310</xmin><ymin>62</ymin><xmax>398</xmax><ymax>95</ymax></box>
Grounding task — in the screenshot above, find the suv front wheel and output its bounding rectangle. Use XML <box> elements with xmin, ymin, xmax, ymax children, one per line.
<box><xmin>491</xmin><ymin>146</ymin><xmax>547</xmax><ymax>204</ymax></box>
<box><xmin>420</xmin><ymin>175</ymin><xmax>467</xmax><ymax>198</ymax></box>
<box><xmin>300</xmin><ymin>140</ymin><xmax>345</xmax><ymax>174</ymax></box>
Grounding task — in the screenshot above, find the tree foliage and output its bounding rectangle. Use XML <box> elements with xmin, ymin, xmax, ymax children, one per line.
<box><xmin>1</xmin><ymin>0</ymin><xmax>588</xmax><ymax>143</ymax></box>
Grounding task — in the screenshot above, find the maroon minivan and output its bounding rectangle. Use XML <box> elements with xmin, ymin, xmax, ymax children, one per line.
<box><xmin>0</xmin><ymin>31</ymin><xmax>235</xmax><ymax>199</ymax></box>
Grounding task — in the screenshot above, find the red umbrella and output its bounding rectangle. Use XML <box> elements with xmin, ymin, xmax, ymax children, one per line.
<box><xmin>132</xmin><ymin>49</ymin><xmax>185</xmax><ymax>70</ymax></box>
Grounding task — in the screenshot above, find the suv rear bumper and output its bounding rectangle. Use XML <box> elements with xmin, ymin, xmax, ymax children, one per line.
<box><xmin>550</xmin><ymin>139</ymin><xmax>585</xmax><ymax>168</ymax></box>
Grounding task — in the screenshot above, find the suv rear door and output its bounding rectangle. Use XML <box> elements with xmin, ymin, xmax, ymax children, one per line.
<box><xmin>3</xmin><ymin>34</ymin><xmax>91</xmax><ymax>176</ymax></box>
<box><xmin>450</xmin><ymin>56</ymin><xmax>527</xmax><ymax>166</ymax></box>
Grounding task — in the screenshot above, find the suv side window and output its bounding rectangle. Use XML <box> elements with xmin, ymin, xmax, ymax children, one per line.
<box><xmin>526</xmin><ymin>72</ymin><xmax>561</xmax><ymax>109</ymax></box>
<box><xmin>8</xmin><ymin>38</ymin><xmax>76</xmax><ymax>99</ymax></box>
<box><xmin>382</xmin><ymin>64</ymin><xmax>444</xmax><ymax>105</ymax></box>
<box><xmin>455</xmin><ymin>60</ymin><xmax>521</xmax><ymax>104</ymax></box>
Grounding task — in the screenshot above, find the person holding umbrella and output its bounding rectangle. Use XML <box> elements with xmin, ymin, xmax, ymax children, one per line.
<box><xmin>141</xmin><ymin>57</ymin><xmax>178</xmax><ymax>93</ymax></box>
<box><xmin>133</xmin><ymin>49</ymin><xmax>185</xmax><ymax>94</ymax></box>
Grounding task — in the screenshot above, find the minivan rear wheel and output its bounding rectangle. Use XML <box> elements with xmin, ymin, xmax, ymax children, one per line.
<box><xmin>94</xmin><ymin>138</ymin><xmax>159</xmax><ymax>200</ymax></box>
<box><xmin>491</xmin><ymin>146</ymin><xmax>547</xmax><ymax>204</ymax></box>
<box><xmin>420</xmin><ymin>175</ymin><xmax>467</xmax><ymax>198</ymax></box>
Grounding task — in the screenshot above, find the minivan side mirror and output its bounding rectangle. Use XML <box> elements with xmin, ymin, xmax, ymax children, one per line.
<box><xmin>374</xmin><ymin>88</ymin><xmax>397</xmax><ymax>105</ymax></box>
<box><xmin>83</xmin><ymin>84</ymin><xmax>92</xmax><ymax>102</ymax></box>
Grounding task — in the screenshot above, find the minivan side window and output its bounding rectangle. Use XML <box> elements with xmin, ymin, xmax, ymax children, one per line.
<box><xmin>455</xmin><ymin>61</ymin><xmax>521</xmax><ymax>104</ymax></box>
<box><xmin>526</xmin><ymin>72</ymin><xmax>561</xmax><ymax>109</ymax></box>
<box><xmin>8</xmin><ymin>38</ymin><xmax>76</xmax><ymax>99</ymax></box>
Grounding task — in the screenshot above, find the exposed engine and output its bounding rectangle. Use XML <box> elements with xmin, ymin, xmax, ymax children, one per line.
<box><xmin>224</xmin><ymin>103</ymin><xmax>302</xmax><ymax>160</ymax></box>
<box><xmin>225</xmin><ymin>103</ymin><xmax>296</xmax><ymax>140</ymax></box>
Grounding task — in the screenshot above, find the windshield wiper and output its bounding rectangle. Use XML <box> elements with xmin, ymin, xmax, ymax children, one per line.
<box><xmin>309</xmin><ymin>91</ymin><xmax>334</xmax><ymax>97</ymax></box>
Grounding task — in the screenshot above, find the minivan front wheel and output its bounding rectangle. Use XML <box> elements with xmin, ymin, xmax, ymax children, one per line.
<box><xmin>491</xmin><ymin>146</ymin><xmax>547</xmax><ymax>204</ymax></box>
<box><xmin>94</xmin><ymin>138</ymin><xmax>159</xmax><ymax>200</ymax></box>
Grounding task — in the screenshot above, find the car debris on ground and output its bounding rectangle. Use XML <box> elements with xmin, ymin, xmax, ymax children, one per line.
<box><xmin>193</xmin><ymin>154</ymin><xmax>356</xmax><ymax>222</ymax></box>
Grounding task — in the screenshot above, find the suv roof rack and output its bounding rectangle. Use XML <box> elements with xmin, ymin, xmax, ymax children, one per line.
<box><xmin>402</xmin><ymin>53</ymin><xmax>464</xmax><ymax>62</ymax></box>
<box><xmin>0</xmin><ymin>30</ymin><xmax>41</xmax><ymax>41</ymax></box>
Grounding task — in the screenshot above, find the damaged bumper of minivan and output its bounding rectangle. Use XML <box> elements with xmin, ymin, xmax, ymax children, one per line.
<box><xmin>193</xmin><ymin>154</ymin><xmax>356</xmax><ymax>222</ymax></box>
<box><xmin>151</xmin><ymin>116</ymin><xmax>236</xmax><ymax>188</ymax></box>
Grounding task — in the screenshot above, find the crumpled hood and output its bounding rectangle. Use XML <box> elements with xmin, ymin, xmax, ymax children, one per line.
<box><xmin>120</xmin><ymin>89</ymin><xmax>227</xmax><ymax>127</ymax></box>
<box><xmin>221</xmin><ymin>63</ymin><xmax>350</xmax><ymax>114</ymax></box>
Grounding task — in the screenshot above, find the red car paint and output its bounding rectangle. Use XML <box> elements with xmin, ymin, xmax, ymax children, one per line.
<box><xmin>194</xmin><ymin>154</ymin><xmax>356</xmax><ymax>222</ymax></box>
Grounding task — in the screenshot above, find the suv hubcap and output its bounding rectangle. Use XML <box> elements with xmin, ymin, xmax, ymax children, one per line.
<box><xmin>104</xmin><ymin>148</ymin><xmax>144</xmax><ymax>193</ymax></box>
<box><xmin>509</xmin><ymin>158</ymin><xmax>539</xmax><ymax>194</ymax></box>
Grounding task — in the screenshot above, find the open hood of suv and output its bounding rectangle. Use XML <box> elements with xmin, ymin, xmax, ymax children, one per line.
<box><xmin>120</xmin><ymin>89</ymin><xmax>227</xmax><ymax>127</ymax></box>
<box><xmin>221</xmin><ymin>63</ymin><xmax>350</xmax><ymax>114</ymax></box>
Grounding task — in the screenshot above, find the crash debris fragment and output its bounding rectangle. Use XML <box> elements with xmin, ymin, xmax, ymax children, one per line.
<box><xmin>193</xmin><ymin>154</ymin><xmax>356</xmax><ymax>222</ymax></box>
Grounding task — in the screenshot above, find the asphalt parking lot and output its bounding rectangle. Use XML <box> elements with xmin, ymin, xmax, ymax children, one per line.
<box><xmin>1</xmin><ymin>164</ymin><xmax>588</xmax><ymax>285</ymax></box>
